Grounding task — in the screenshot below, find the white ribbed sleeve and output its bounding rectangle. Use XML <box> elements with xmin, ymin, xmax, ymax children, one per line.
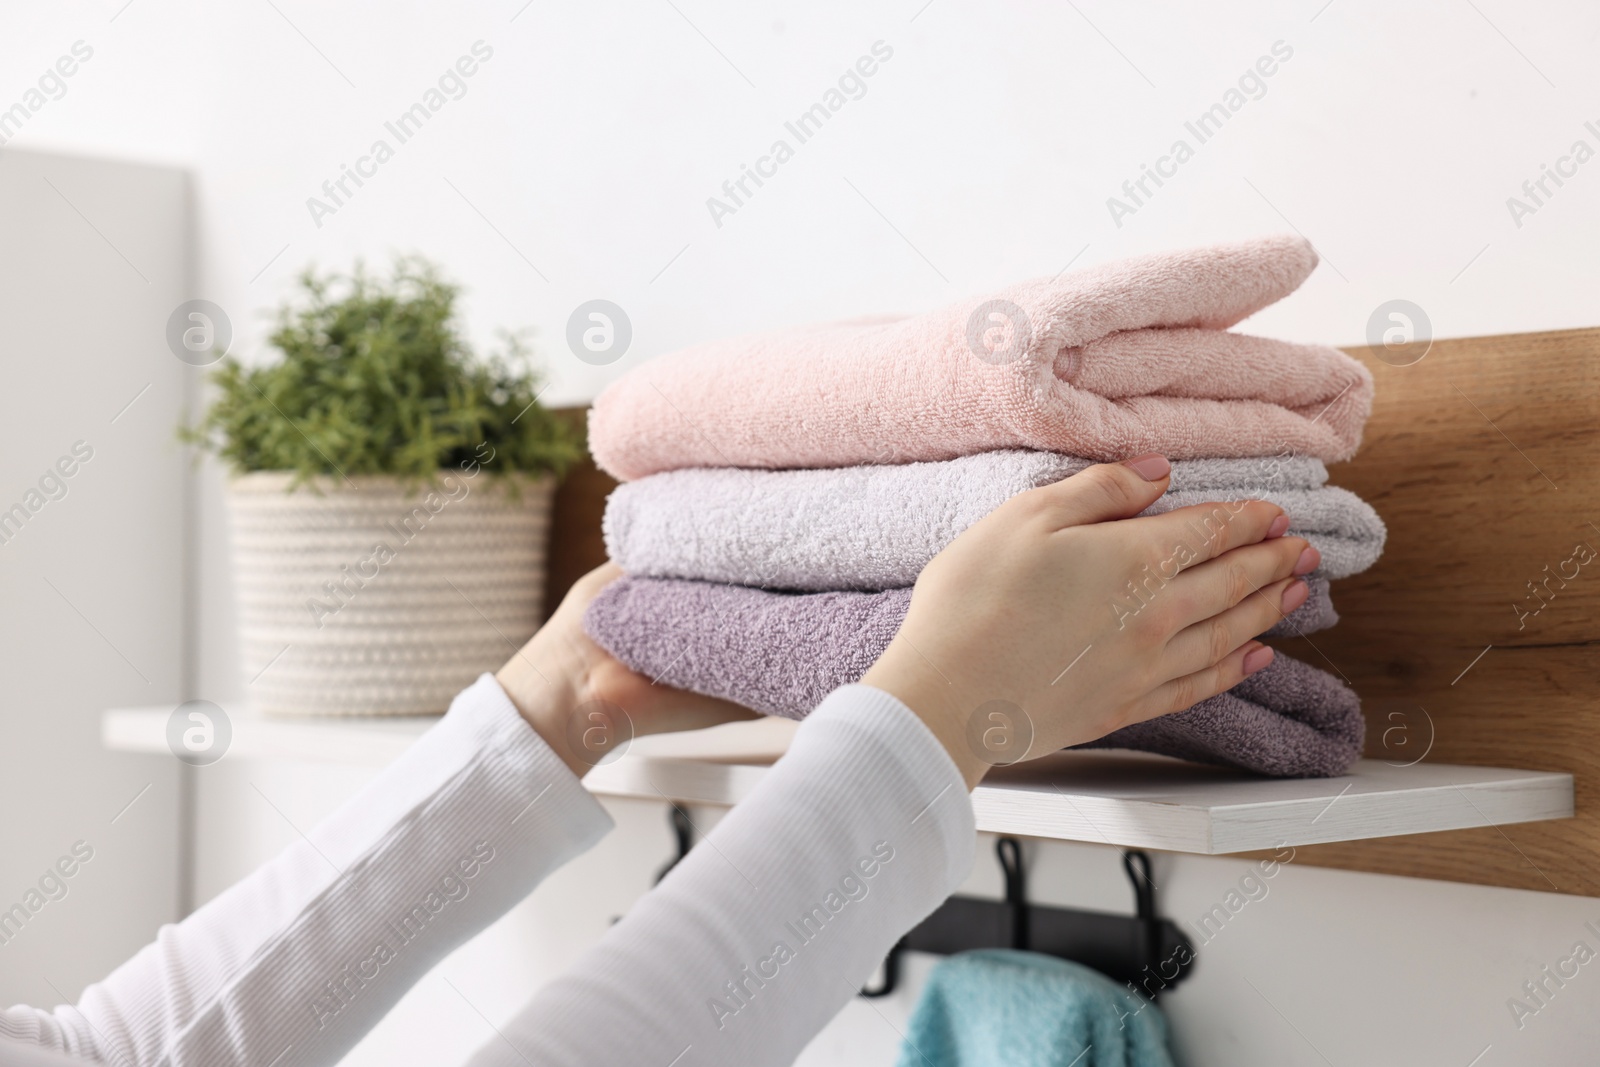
<box><xmin>0</xmin><ymin>680</ymin><xmax>974</xmax><ymax>1067</ymax></box>
<box><xmin>0</xmin><ymin>675</ymin><xmax>614</xmax><ymax>1067</ymax></box>
<box><xmin>467</xmin><ymin>684</ymin><xmax>977</xmax><ymax>1067</ymax></box>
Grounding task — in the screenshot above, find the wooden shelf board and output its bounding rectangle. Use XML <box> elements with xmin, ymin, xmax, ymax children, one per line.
<box><xmin>102</xmin><ymin>707</ymin><xmax>1571</xmax><ymax>856</ymax></box>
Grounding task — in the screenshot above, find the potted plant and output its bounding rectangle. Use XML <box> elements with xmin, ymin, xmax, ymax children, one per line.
<box><xmin>183</xmin><ymin>258</ymin><xmax>581</xmax><ymax>715</ymax></box>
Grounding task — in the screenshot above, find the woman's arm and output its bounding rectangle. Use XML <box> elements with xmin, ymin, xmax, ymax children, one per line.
<box><xmin>0</xmin><ymin>676</ymin><xmax>609</xmax><ymax>1067</ymax></box>
<box><xmin>0</xmin><ymin>567</ymin><xmax>752</xmax><ymax>1067</ymax></box>
<box><xmin>469</xmin><ymin>458</ymin><xmax>1315</xmax><ymax>1067</ymax></box>
<box><xmin>472</xmin><ymin>682</ymin><xmax>974</xmax><ymax>1067</ymax></box>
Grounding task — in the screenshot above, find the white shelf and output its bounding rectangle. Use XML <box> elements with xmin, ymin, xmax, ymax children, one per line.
<box><xmin>99</xmin><ymin>705</ymin><xmax>797</xmax><ymax>767</ymax></box>
<box><xmin>103</xmin><ymin>706</ymin><xmax>1572</xmax><ymax>855</ymax></box>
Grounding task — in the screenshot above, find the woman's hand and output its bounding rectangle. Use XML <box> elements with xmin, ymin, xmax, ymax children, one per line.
<box><xmin>861</xmin><ymin>455</ymin><xmax>1318</xmax><ymax>789</ymax></box>
<box><xmin>497</xmin><ymin>563</ymin><xmax>758</xmax><ymax>776</ymax></box>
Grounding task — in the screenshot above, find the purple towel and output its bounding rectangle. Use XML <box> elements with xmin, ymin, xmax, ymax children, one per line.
<box><xmin>1078</xmin><ymin>652</ymin><xmax>1364</xmax><ymax>777</ymax></box>
<box><xmin>584</xmin><ymin>575</ymin><xmax>1362</xmax><ymax>778</ymax></box>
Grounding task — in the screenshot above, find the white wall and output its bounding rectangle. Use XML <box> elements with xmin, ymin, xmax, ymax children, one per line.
<box><xmin>5</xmin><ymin>0</ymin><xmax>1600</xmax><ymax>1063</ymax></box>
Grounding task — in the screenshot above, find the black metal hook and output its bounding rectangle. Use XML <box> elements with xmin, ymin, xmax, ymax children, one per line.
<box><xmin>863</xmin><ymin>838</ymin><xmax>1028</xmax><ymax>998</ymax></box>
<box><xmin>996</xmin><ymin>837</ymin><xmax>1029</xmax><ymax>950</ymax></box>
<box><xmin>653</xmin><ymin>804</ymin><xmax>695</xmax><ymax>885</ymax></box>
<box><xmin>859</xmin><ymin>936</ymin><xmax>904</xmax><ymax>998</ymax></box>
<box><xmin>858</xmin><ymin>838</ymin><xmax>1195</xmax><ymax>1000</ymax></box>
<box><xmin>1123</xmin><ymin>850</ymin><xmax>1156</xmax><ymax>920</ymax></box>
<box><xmin>1122</xmin><ymin>850</ymin><xmax>1159</xmax><ymax>989</ymax></box>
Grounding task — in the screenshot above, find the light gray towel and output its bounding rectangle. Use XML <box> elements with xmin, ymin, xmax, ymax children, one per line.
<box><xmin>604</xmin><ymin>451</ymin><xmax>1383</xmax><ymax>592</ymax></box>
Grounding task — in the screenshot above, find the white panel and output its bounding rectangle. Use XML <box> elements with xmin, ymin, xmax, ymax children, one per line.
<box><xmin>0</xmin><ymin>148</ymin><xmax>188</xmax><ymax>1004</ymax></box>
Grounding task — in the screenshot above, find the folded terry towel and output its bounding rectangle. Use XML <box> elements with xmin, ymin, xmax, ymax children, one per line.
<box><xmin>605</xmin><ymin>451</ymin><xmax>1384</xmax><ymax>591</ymax></box>
<box><xmin>895</xmin><ymin>950</ymin><xmax>1175</xmax><ymax>1067</ymax></box>
<box><xmin>1076</xmin><ymin>648</ymin><xmax>1363</xmax><ymax>777</ymax></box>
<box><xmin>584</xmin><ymin>576</ymin><xmax>1361</xmax><ymax>777</ymax></box>
<box><xmin>589</xmin><ymin>235</ymin><xmax>1374</xmax><ymax>480</ymax></box>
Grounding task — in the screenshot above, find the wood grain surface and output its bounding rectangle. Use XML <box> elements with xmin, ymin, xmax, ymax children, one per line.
<box><xmin>543</xmin><ymin>328</ymin><xmax>1598</xmax><ymax>893</ymax></box>
<box><xmin>1249</xmin><ymin>328</ymin><xmax>1600</xmax><ymax>894</ymax></box>
<box><xmin>544</xmin><ymin>406</ymin><xmax>618</xmax><ymax>614</ymax></box>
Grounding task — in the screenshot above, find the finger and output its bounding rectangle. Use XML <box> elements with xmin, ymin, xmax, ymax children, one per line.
<box><xmin>1111</xmin><ymin>497</ymin><xmax>1289</xmax><ymax>576</ymax></box>
<box><xmin>1161</xmin><ymin>536</ymin><xmax>1317</xmax><ymax>631</ymax></box>
<box><xmin>546</xmin><ymin>562</ymin><xmax>627</xmax><ymax>635</ymax></box>
<box><xmin>560</xmin><ymin>561</ymin><xmax>626</xmax><ymax>608</ymax></box>
<box><xmin>1162</xmin><ymin>576</ymin><xmax>1304</xmax><ymax>680</ymax></box>
<box><xmin>1131</xmin><ymin>641</ymin><xmax>1275</xmax><ymax>725</ymax></box>
<box><xmin>1025</xmin><ymin>456</ymin><xmax>1172</xmax><ymax>529</ymax></box>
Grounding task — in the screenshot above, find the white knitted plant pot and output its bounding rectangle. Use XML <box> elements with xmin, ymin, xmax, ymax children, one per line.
<box><xmin>227</xmin><ymin>471</ymin><xmax>555</xmax><ymax>716</ymax></box>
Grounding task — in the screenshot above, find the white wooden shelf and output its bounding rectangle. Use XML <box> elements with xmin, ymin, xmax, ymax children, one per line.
<box><xmin>102</xmin><ymin>706</ymin><xmax>1573</xmax><ymax>855</ymax></box>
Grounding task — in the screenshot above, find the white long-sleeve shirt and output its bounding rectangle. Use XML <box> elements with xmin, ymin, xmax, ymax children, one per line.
<box><xmin>0</xmin><ymin>676</ymin><xmax>975</xmax><ymax>1067</ymax></box>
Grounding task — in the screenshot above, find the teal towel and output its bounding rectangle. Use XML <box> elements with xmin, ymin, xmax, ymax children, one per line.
<box><xmin>894</xmin><ymin>950</ymin><xmax>1176</xmax><ymax>1067</ymax></box>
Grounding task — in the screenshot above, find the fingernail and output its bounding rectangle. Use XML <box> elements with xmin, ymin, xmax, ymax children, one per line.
<box><xmin>1121</xmin><ymin>454</ymin><xmax>1170</xmax><ymax>481</ymax></box>
<box><xmin>1280</xmin><ymin>579</ymin><xmax>1309</xmax><ymax>614</ymax></box>
<box><xmin>1293</xmin><ymin>546</ymin><xmax>1320</xmax><ymax>576</ymax></box>
<box><xmin>1265</xmin><ymin>514</ymin><xmax>1290</xmax><ymax>539</ymax></box>
<box><xmin>1243</xmin><ymin>644</ymin><xmax>1275</xmax><ymax>675</ymax></box>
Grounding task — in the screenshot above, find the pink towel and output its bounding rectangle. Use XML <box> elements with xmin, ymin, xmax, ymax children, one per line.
<box><xmin>590</xmin><ymin>235</ymin><xmax>1373</xmax><ymax>481</ymax></box>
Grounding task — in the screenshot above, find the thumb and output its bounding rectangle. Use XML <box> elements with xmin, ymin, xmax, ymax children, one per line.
<box><xmin>1032</xmin><ymin>454</ymin><xmax>1171</xmax><ymax>528</ymax></box>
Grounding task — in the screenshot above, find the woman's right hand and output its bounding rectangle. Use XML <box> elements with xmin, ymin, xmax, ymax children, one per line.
<box><xmin>860</xmin><ymin>454</ymin><xmax>1319</xmax><ymax>788</ymax></box>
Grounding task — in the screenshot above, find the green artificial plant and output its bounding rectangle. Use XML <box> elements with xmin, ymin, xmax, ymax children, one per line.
<box><xmin>182</xmin><ymin>257</ymin><xmax>581</xmax><ymax>487</ymax></box>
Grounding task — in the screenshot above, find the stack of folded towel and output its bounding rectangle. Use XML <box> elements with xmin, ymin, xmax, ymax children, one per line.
<box><xmin>582</xmin><ymin>235</ymin><xmax>1384</xmax><ymax>777</ymax></box>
